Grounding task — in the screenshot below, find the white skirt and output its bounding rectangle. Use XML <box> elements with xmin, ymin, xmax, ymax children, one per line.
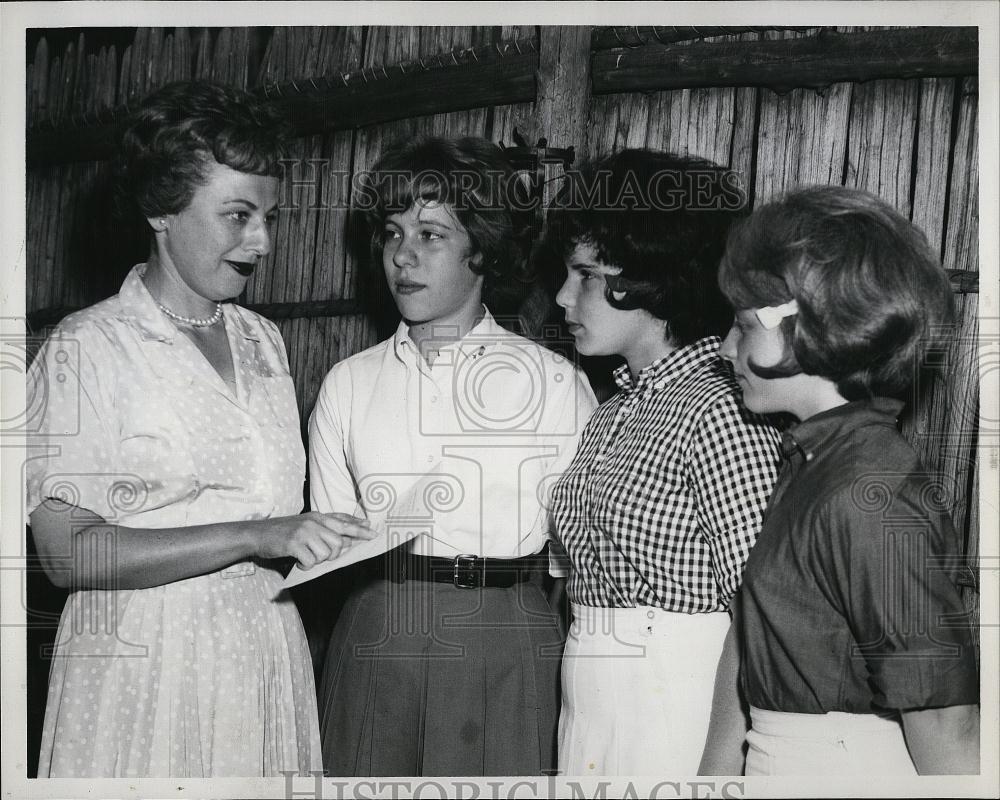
<box><xmin>746</xmin><ymin>707</ymin><xmax>918</xmax><ymax>776</ymax></box>
<box><xmin>558</xmin><ymin>604</ymin><xmax>730</xmax><ymax>775</ymax></box>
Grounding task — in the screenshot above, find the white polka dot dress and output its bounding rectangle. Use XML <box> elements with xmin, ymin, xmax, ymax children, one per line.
<box><xmin>26</xmin><ymin>264</ymin><xmax>321</xmax><ymax>777</ymax></box>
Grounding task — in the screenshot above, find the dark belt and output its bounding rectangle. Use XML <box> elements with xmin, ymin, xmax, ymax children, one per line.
<box><xmin>373</xmin><ymin>550</ymin><xmax>544</xmax><ymax>589</ymax></box>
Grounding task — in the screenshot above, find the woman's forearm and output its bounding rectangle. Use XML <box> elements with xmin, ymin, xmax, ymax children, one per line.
<box><xmin>31</xmin><ymin>500</ymin><xmax>258</xmax><ymax>590</ymax></box>
<box><xmin>699</xmin><ymin>622</ymin><xmax>749</xmax><ymax>775</ymax></box>
<box><xmin>901</xmin><ymin>704</ymin><xmax>980</xmax><ymax>775</ymax></box>
<box><xmin>30</xmin><ymin>499</ymin><xmax>373</xmax><ymax>590</ymax></box>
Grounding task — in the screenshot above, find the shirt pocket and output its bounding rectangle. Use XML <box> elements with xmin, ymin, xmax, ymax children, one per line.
<box><xmin>118</xmin><ymin>377</ymin><xmax>189</xmax><ymax>453</ymax></box>
<box><xmin>250</xmin><ymin>373</ymin><xmax>300</xmax><ymax>430</ymax></box>
<box><xmin>116</xmin><ymin>378</ymin><xmax>197</xmax><ymax>509</ymax></box>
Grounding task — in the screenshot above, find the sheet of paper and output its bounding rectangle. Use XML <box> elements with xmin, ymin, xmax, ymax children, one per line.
<box><xmin>280</xmin><ymin>521</ymin><xmax>421</xmax><ymax>590</ymax></box>
<box><xmin>280</xmin><ymin>469</ymin><xmax>447</xmax><ymax>591</ymax></box>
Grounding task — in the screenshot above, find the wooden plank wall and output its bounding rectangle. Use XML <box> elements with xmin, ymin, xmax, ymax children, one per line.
<box><xmin>25</xmin><ymin>25</ymin><xmax>981</xmax><ymax>566</ymax></box>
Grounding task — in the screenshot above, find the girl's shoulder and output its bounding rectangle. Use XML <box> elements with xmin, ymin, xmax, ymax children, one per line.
<box><xmin>669</xmin><ymin>353</ymin><xmax>742</xmax><ymax>409</ymax></box>
<box><xmin>806</xmin><ymin>423</ymin><xmax>946</xmax><ymax>534</ymax></box>
<box><xmin>833</xmin><ymin>421</ymin><xmax>923</xmax><ymax>478</ymax></box>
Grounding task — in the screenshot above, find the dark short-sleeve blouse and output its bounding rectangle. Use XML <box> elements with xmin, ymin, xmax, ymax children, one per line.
<box><xmin>737</xmin><ymin>397</ymin><xmax>979</xmax><ymax>714</ymax></box>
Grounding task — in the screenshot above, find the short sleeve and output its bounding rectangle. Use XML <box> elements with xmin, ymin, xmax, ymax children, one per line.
<box><xmin>25</xmin><ymin>324</ymin><xmax>122</xmax><ymax>520</ymax></box>
<box><xmin>687</xmin><ymin>397</ymin><xmax>781</xmax><ymax>605</ymax></box>
<box><xmin>307</xmin><ymin>367</ymin><xmax>361</xmax><ymax>515</ymax></box>
<box><xmin>547</xmin><ymin>535</ymin><xmax>572</xmax><ymax>579</ymax></box>
<box><xmin>534</xmin><ymin>362</ymin><xmax>598</xmax><ymax>567</ymax></box>
<box><xmin>820</xmin><ymin>479</ymin><xmax>979</xmax><ymax>710</ymax></box>
<box><xmin>542</xmin><ymin>365</ymin><xmax>598</xmax><ymax>484</ymax></box>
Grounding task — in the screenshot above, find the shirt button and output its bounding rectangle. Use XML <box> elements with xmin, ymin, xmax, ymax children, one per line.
<box><xmin>646</xmin><ymin>610</ymin><xmax>655</xmax><ymax>619</ymax></box>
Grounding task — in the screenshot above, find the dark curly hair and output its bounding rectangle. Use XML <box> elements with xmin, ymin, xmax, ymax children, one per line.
<box><xmin>539</xmin><ymin>148</ymin><xmax>748</xmax><ymax>346</ymax></box>
<box><xmin>117</xmin><ymin>80</ymin><xmax>287</xmax><ymax>220</ymax></box>
<box><xmin>355</xmin><ymin>136</ymin><xmax>534</xmax><ymax>314</ymax></box>
<box><xmin>718</xmin><ymin>185</ymin><xmax>955</xmax><ymax>401</ymax></box>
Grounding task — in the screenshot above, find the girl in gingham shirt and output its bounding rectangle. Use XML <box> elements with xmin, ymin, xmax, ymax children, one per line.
<box><xmin>544</xmin><ymin>149</ymin><xmax>781</xmax><ymax>776</ymax></box>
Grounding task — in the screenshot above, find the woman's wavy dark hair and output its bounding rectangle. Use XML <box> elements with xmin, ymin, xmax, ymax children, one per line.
<box><xmin>718</xmin><ymin>185</ymin><xmax>955</xmax><ymax>401</ymax></box>
<box><xmin>117</xmin><ymin>80</ymin><xmax>287</xmax><ymax>220</ymax></box>
<box><xmin>539</xmin><ymin>148</ymin><xmax>748</xmax><ymax>346</ymax></box>
<box><xmin>355</xmin><ymin>136</ymin><xmax>534</xmax><ymax>315</ymax></box>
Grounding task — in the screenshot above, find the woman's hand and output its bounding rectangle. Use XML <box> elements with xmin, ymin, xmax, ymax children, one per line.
<box><xmin>250</xmin><ymin>512</ymin><xmax>377</xmax><ymax>569</ymax></box>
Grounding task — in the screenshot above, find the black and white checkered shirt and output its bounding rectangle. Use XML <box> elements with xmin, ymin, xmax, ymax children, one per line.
<box><xmin>551</xmin><ymin>337</ymin><xmax>781</xmax><ymax>612</ymax></box>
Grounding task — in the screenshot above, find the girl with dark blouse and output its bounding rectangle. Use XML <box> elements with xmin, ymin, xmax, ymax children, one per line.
<box><xmin>700</xmin><ymin>185</ymin><xmax>979</xmax><ymax>776</ymax></box>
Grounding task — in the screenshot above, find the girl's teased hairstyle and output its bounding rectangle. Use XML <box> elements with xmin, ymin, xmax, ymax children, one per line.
<box><xmin>357</xmin><ymin>135</ymin><xmax>534</xmax><ymax>311</ymax></box>
<box><xmin>718</xmin><ymin>185</ymin><xmax>954</xmax><ymax>400</ymax></box>
<box><xmin>539</xmin><ymin>148</ymin><xmax>748</xmax><ymax>345</ymax></box>
<box><xmin>118</xmin><ymin>80</ymin><xmax>287</xmax><ymax>220</ymax></box>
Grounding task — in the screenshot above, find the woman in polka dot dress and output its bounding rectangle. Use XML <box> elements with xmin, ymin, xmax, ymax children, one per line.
<box><xmin>25</xmin><ymin>81</ymin><xmax>374</xmax><ymax>778</ymax></box>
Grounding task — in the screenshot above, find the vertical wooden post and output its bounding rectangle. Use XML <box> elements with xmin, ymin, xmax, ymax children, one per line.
<box><xmin>534</xmin><ymin>26</ymin><xmax>593</xmax><ymax>157</ymax></box>
<box><xmin>516</xmin><ymin>27</ymin><xmax>594</xmax><ymax>336</ymax></box>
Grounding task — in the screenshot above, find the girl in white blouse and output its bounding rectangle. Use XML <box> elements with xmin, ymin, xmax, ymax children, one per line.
<box><xmin>309</xmin><ymin>136</ymin><xmax>597</xmax><ymax>776</ymax></box>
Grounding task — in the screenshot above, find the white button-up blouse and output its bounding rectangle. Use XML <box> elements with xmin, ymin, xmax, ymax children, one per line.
<box><xmin>308</xmin><ymin>311</ymin><xmax>598</xmax><ymax>558</ymax></box>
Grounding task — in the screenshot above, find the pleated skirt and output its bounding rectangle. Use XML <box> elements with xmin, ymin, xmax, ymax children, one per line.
<box><xmin>318</xmin><ymin>568</ymin><xmax>563</xmax><ymax>776</ymax></box>
<box><xmin>38</xmin><ymin>563</ymin><xmax>322</xmax><ymax>777</ymax></box>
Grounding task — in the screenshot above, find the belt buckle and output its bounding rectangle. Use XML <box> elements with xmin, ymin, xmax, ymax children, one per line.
<box><xmin>453</xmin><ymin>554</ymin><xmax>482</xmax><ymax>589</ymax></box>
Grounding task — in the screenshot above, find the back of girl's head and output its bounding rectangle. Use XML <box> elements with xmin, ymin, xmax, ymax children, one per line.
<box><xmin>118</xmin><ymin>80</ymin><xmax>287</xmax><ymax>219</ymax></box>
<box><xmin>358</xmin><ymin>135</ymin><xmax>533</xmax><ymax>310</ymax></box>
<box><xmin>541</xmin><ymin>148</ymin><xmax>747</xmax><ymax>345</ymax></box>
<box><xmin>719</xmin><ymin>185</ymin><xmax>955</xmax><ymax>400</ymax></box>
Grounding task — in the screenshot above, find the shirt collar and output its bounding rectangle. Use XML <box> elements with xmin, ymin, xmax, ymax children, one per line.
<box><xmin>119</xmin><ymin>263</ymin><xmax>260</xmax><ymax>343</ymax></box>
<box><xmin>392</xmin><ymin>307</ymin><xmax>503</xmax><ymax>364</ymax></box>
<box><xmin>119</xmin><ymin>263</ymin><xmax>177</xmax><ymax>342</ymax></box>
<box><xmin>613</xmin><ymin>336</ymin><xmax>722</xmax><ymax>394</ymax></box>
<box><xmin>780</xmin><ymin>396</ymin><xmax>905</xmax><ymax>462</ymax></box>
<box><xmin>222</xmin><ymin>304</ymin><xmax>261</xmax><ymax>342</ymax></box>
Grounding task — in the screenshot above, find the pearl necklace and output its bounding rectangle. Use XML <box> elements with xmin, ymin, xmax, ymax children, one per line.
<box><xmin>156</xmin><ymin>300</ymin><xmax>223</xmax><ymax>327</ymax></box>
